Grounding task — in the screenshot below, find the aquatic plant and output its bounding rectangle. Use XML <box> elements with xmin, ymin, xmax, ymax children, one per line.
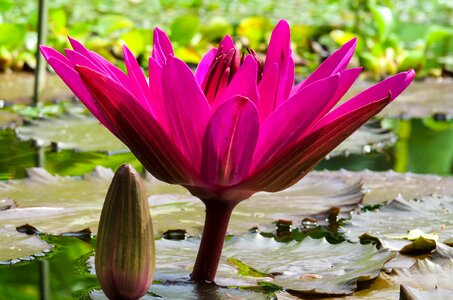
<box><xmin>40</xmin><ymin>19</ymin><xmax>414</xmax><ymax>282</ymax></box>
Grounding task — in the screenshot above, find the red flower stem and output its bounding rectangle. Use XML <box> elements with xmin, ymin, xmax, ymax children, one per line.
<box><xmin>190</xmin><ymin>200</ymin><xmax>235</xmax><ymax>282</ymax></box>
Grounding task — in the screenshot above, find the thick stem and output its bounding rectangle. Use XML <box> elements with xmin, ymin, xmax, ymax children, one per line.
<box><xmin>190</xmin><ymin>200</ymin><xmax>235</xmax><ymax>282</ymax></box>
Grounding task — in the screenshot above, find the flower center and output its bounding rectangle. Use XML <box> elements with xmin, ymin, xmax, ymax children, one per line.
<box><xmin>201</xmin><ymin>46</ymin><xmax>263</xmax><ymax>104</ymax></box>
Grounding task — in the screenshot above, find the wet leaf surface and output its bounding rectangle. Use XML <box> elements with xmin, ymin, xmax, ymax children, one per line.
<box><xmin>0</xmin><ymin>226</ymin><xmax>51</xmax><ymax>262</ymax></box>
<box><xmin>329</xmin><ymin>169</ymin><xmax>453</xmax><ymax>205</ymax></box>
<box><xmin>87</xmin><ymin>234</ymin><xmax>393</xmax><ymax>297</ymax></box>
<box><xmin>388</xmin><ymin>258</ymin><xmax>453</xmax><ymax>290</ymax></box>
<box><xmin>344</xmin><ymin>194</ymin><xmax>453</xmax><ymax>247</ymax></box>
<box><xmin>15</xmin><ymin>113</ymin><xmax>128</xmax><ymax>152</ymax></box>
<box><xmin>0</xmin><ymin>168</ymin><xmax>364</xmax><ymax>241</ymax></box>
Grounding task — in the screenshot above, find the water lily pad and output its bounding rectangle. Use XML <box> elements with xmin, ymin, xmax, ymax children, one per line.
<box><xmin>0</xmin><ymin>226</ymin><xmax>52</xmax><ymax>262</ymax></box>
<box><xmin>90</xmin><ymin>283</ymin><xmax>268</xmax><ymax>300</ymax></box>
<box><xmin>15</xmin><ymin>113</ymin><xmax>127</xmax><ymax>152</ymax></box>
<box><xmin>328</xmin><ymin>122</ymin><xmax>396</xmax><ymax>157</ymax></box>
<box><xmin>344</xmin><ymin>194</ymin><xmax>453</xmax><ymax>247</ymax></box>
<box><xmin>331</xmin><ymin>169</ymin><xmax>453</xmax><ymax>205</ymax></box>
<box><xmin>87</xmin><ymin>233</ymin><xmax>393</xmax><ymax>296</ymax></box>
<box><xmin>387</xmin><ymin>259</ymin><xmax>453</xmax><ymax>294</ymax></box>
<box><xmin>158</xmin><ymin>234</ymin><xmax>393</xmax><ymax>296</ymax></box>
<box><xmin>400</xmin><ymin>285</ymin><xmax>453</xmax><ymax>300</ymax></box>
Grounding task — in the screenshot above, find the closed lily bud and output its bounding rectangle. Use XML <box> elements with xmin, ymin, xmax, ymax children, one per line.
<box><xmin>96</xmin><ymin>164</ymin><xmax>155</xmax><ymax>300</ymax></box>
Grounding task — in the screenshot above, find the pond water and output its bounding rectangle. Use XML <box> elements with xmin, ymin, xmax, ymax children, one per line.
<box><xmin>1</xmin><ymin>76</ymin><xmax>453</xmax><ymax>299</ymax></box>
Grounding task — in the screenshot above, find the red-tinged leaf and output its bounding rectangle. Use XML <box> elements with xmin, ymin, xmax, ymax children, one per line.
<box><xmin>76</xmin><ymin>65</ymin><xmax>195</xmax><ymax>185</ymax></box>
<box><xmin>201</xmin><ymin>96</ymin><xmax>259</xmax><ymax>186</ymax></box>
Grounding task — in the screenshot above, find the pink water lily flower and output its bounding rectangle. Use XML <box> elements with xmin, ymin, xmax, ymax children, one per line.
<box><xmin>40</xmin><ymin>19</ymin><xmax>414</xmax><ymax>282</ymax></box>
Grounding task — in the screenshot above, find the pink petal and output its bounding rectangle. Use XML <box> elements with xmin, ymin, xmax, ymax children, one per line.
<box><xmin>148</xmin><ymin>57</ymin><xmax>168</xmax><ymax>131</ymax></box>
<box><xmin>45</xmin><ymin>56</ymin><xmax>116</xmax><ymax>132</ymax></box>
<box><xmin>216</xmin><ymin>55</ymin><xmax>259</xmax><ymax>109</ymax></box>
<box><xmin>152</xmin><ymin>27</ymin><xmax>174</xmax><ymax>66</ymax></box>
<box><xmin>292</xmin><ymin>38</ymin><xmax>357</xmax><ymax>95</ymax></box>
<box><xmin>219</xmin><ymin>35</ymin><xmax>235</xmax><ymax>51</ymax></box>
<box><xmin>161</xmin><ymin>56</ymin><xmax>211</xmax><ymax>172</ymax></box>
<box><xmin>195</xmin><ymin>48</ymin><xmax>218</xmax><ymax>84</ymax></box>
<box><xmin>311</xmin><ymin>69</ymin><xmax>415</xmax><ymax>132</ymax></box>
<box><xmin>239</xmin><ymin>95</ymin><xmax>391</xmax><ymax>192</ymax></box>
<box><xmin>65</xmin><ymin>49</ymin><xmax>102</xmax><ymax>71</ymax></box>
<box><xmin>40</xmin><ymin>45</ymin><xmax>69</xmax><ymax>63</ymax></box>
<box><xmin>123</xmin><ymin>45</ymin><xmax>154</xmax><ymax>114</ymax></box>
<box><xmin>68</xmin><ymin>36</ymin><xmax>130</xmax><ymax>88</ymax></box>
<box><xmin>258</xmin><ymin>62</ymin><xmax>279</xmax><ymax>121</ymax></box>
<box><xmin>316</xmin><ymin>67</ymin><xmax>362</xmax><ymax>118</ymax></box>
<box><xmin>263</xmin><ymin>19</ymin><xmax>295</xmax><ymax>103</ymax></box>
<box><xmin>90</xmin><ymin>51</ymin><xmax>131</xmax><ymax>88</ymax></box>
<box><xmin>252</xmin><ymin>74</ymin><xmax>340</xmax><ymax>170</ymax></box>
<box><xmin>201</xmin><ymin>96</ymin><xmax>259</xmax><ymax>186</ymax></box>
<box><xmin>76</xmin><ymin>65</ymin><xmax>194</xmax><ymax>184</ymax></box>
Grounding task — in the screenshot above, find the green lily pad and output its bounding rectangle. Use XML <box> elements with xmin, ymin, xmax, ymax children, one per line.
<box><xmin>15</xmin><ymin>113</ymin><xmax>127</xmax><ymax>152</ymax></box>
<box><xmin>345</xmin><ymin>194</ymin><xmax>453</xmax><ymax>248</ymax></box>
<box><xmin>155</xmin><ymin>234</ymin><xmax>393</xmax><ymax>296</ymax></box>
<box><xmin>0</xmin><ymin>226</ymin><xmax>52</xmax><ymax>262</ymax></box>
<box><xmin>87</xmin><ymin>233</ymin><xmax>394</xmax><ymax>296</ymax></box>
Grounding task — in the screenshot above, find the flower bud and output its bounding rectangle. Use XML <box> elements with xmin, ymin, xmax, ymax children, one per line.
<box><xmin>96</xmin><ymin>164</ymin><xmax>155</xmax><ymax>299</ymax></box>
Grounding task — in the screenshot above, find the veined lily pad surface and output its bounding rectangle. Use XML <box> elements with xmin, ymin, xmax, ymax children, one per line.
<box><xmin>1</xmin><ymin>168</ymin><xmax>453</xmax><ymax>298</ymax></box>
<box><xmin>86</xmin><ymin>233</ymin><xmax>393</xmax><ymax>297</ymax></box>
<box><xmin>15</xmin><ymin>113</ymin><xmax>128</xmax><ymax>152</ymax></box>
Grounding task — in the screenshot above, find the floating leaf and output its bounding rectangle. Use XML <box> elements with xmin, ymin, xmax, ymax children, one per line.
<box><xmin>170</xmin><ymin>15</ymin><xmax>201</xmax><ymax>47</ymax></box>
<box><xmin>400</xmin><ymin>285</ymin><xmax>453</xmax><ymax>300</ymax></box>
<box><xmin>345</xmin><ymin>194</ymin><xmax>453</xmax><ymax>249</ymax></box>
<box><xmin>0</xmin><ymin>227</ymin><xmax>52</xmax><ymax>262</ymax></box>
<box><xmin>388</xmin><ymin>259</ymin><xmax>453</xmax><ymax>292</ymax></box>
<box><xmin>15</xmin><ymin>113</ymin><xmax>127</xmax><ymax>152</ymax></box>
